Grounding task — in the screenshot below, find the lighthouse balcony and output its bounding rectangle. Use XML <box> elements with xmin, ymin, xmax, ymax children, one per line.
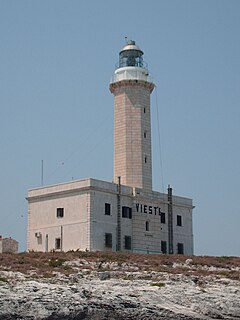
<box><xmin>110</xmin><ymin>66</ymin><xmax>153</xmax><ymax>84</ymax></box>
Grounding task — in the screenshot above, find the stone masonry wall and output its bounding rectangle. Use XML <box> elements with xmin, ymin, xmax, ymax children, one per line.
<box><xmin>112</xmin><ymin>80</ymin><xmax>153</xmax><ymax>191</ymax></box>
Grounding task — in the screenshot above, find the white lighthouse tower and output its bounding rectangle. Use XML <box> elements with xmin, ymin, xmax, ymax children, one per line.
<box><xmin>110</xmin><ymin>40</ymin><xmax>154</xmax><ymax>191</ymax></box>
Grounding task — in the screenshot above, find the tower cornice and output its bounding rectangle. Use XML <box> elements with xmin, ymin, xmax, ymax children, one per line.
<box><xmin>109</xmin><ymin>79</ymin><xmax>154</xmax><ymax>94</ymax></box>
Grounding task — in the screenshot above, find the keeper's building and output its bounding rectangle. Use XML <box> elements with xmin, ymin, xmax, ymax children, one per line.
<box><xmin>27</xmin><ymin>41</ymin><xmax>194</xmax><ymax>255</ymax></box>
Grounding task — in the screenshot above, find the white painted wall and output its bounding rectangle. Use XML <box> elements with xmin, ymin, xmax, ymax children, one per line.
<box><xmin>28</xmin><ymin>185</ymin><xmax>90</xmax><ymax>252</ymax></box>
<box><xmin>27</xmin><ymin>178</ymin><xmax>194</xmax><ymax>255</ymax></box>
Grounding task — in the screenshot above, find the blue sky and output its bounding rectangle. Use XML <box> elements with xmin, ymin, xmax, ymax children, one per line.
<box><xmin>0</xmin><ymin>0</ymin><xmax>239</xmax><ymax>255</ymax></box>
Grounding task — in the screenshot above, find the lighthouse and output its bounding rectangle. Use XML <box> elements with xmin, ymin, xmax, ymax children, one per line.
<box><xmin>27</xmin><ymin>40</ymin><xmax>194</xmax><ymax>255</ymax></box>
<box><xmin>110</xmin><ymin>40</ymin><xmax>154</xmax><ymax>191</ymax></box>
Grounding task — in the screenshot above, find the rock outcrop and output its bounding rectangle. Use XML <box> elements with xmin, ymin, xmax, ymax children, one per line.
<box><xmin>0</xmin><ymin>254</ymin><xmax>239</xmax><ymax>319</ymax></box>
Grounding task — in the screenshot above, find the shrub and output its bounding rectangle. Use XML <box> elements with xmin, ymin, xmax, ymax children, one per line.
<box><xmin>0</xmin><ymin>277</ymin><xmax>8</xmax><ymax>283</ymax></box>
<box><xmin>48</xmin><ymin>259</ymin><xmax>65</xmax><ymax>268</ymax></box>
<box><xmin>150</xmin><ymin>282</ymin><xmax>165</xmax><ymax>288</ymax></box>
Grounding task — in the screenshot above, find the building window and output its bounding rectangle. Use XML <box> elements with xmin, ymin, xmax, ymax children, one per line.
<box><xmin>145</xmin><ymin>221</ymin><xmax>150</xmax><ymax>231</ymax></box>
<box><xmin>105</xmin><ymin>233</ymin><xmax>112</xmax><ymax>248</ymax></box>
<box><xmin>124</xmin><ymin>236</ymin><xmax>132</xmax><ymax>250</ymax></box>
<box><xmin>144</xmin><ymin>131</ymin><xmax>147</xmax><ymax>138</ymax></box>
<box><xmin>35</xmin><ymin>232</ymin><xmax>42</xmax><ymax>245</ymax></box>
<box><xmin>55</xmin><ymin>238</ymin><xmax>61</xmax><ymax>250</ymax></box>
<box><xmin>105</xmin><ymin>203</ymin><xmax>111</xmax><ymax>215</ymax></box>
<box><xmin>144</xmin><ymin>156</ymin><xmax>147</xmax><ymax>163</ymax></box>
<box><xmin>160</xmin><ymin>212</ymin><xmax>166</xmax><ymax>224</ymax></box>
<box><xmin>177</xmin><ymin>243</ymin><xmax>184</xmax><ymax>254</ymax></box>
<box><xmin>161</xmin><ymin>241</ymin><xmax>167</xmax><ymax>254</ymax></box>
<box><xmin>122</xmin><ymin>206</ymin><xmax>132</xmax><ymax>219</ymax></box>
<box><xmin>177</xmin><ymin>215</ymin><xmax>182</xmax><ymax>226</ymax></box>
<box><xmin>143</xmin><ymin>107</ymin><xmax>146</xmax><ymax>113</ymax></box>
<box><xmin>56</xmin><ymin>208</ymin><xmax>64</xmax><ymax>218</ymax></box>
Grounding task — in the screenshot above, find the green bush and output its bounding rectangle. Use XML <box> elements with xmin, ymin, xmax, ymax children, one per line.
<box><xmin>0</xmin><ymin>277</ymin><xmax>8</xmax><ymax>283</ymax></box>
<box><xmin>150</xmin><ymin>282</ymin><xmax>165</xmax><ymax>288</ymax></box>
<box><xmin>48</xmin><ymin>258</ymin><xmax>65</xmax><ymax>268</ymax></box>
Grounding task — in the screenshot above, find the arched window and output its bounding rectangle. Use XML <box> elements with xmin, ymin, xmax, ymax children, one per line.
<box><xmin>145</xmin><ymin>221</ymin><xmax>150</xmax><ymax>231</ymax></box>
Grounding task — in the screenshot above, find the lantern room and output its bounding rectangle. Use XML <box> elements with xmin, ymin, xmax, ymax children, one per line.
<box><xmin>118</xmin><ymin>40</ymin><xmax>144</xmax><ymax>68</ymax></box>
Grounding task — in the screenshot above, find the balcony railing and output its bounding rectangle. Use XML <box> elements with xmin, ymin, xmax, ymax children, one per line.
<box><xmin>110</xmin><ymin>67</ymin><xmax>154</xmax><ymax>84</ymax></box>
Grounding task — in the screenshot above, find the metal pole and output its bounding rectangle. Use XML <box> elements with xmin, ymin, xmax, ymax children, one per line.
<box><xmin>117</xmin><ymin>176</ymin><xmax>121</xmax><ymax>251</ymax></box>
<box><xmin>168</xmin><ymin>185</ymin><xmax>173</xmax><ymax>254</ymax></box>
<box><xmin>41</xmin><ymin>160</ymin><xmax>44</xmax><ymax>186</ymax></box>
<box><xmin>45</xmin><ymin>234</ymin><xmax>48</xmax><ymax>253</ymax></box>
<box><xmin>60</xmin><ymin>226</ymin><xmax>63</xmax><ymax>252</ymax></box>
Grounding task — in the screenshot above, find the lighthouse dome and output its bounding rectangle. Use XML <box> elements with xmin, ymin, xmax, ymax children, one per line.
<box><xmin>120</xmin><ymin>40</ymin><xmax>143</xmax><ymax>55</ymax></box>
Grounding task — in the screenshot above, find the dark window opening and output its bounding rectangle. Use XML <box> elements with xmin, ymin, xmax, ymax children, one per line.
<box><xmin>105</xmin><ymin>203</ymin><xmax>111</xmax><ymax>215</ymax></box>
<box><xmin>177</xmin><ymin>243</ymin><xmax>184</xmax><ymax>254</ymax></box>
<box><xmin>144</xmin><ymin>156</ymin><xmax>147</xmax><ymax>163</ymax></box>
<box><xmin>145</xmin><ymin>221</ymin><xmax>150</xmax><ymax>231</ymax></box>
<box><xmin>177</xmin><ymin>215</ymin><xmax>182</xmax><ymax>226</ymax></box>
<box><xmin>144</xmin><ymin>131</ymin><xmax>147</xmax><ymax>138</ymax></box>
<box><xmin>160</xmin><ymin>212</ymin><xmax>166</xmax><ymax>224</ymax></box>
<box><xmin>124</xmin><ymin>236</ymin><xmax>132</xmax><ymax>250</ymax></box>
<box><xmin>122</xmin><ymin>206</ymin><xmax>132</xmax><ymax>219</ymax></box>
<box><xmin>55</xmin><ymin>238</ymin><xmax>61</xmax><ymax>250</ymax></box>
<box><xmin>143</xmin><ymin>107</ymin><xmax>146</xmax><ymax>113</ymax></box>
<box><xmin>105</xmin><ymin>233</ymin><xmax>112</xmax><ymax>248</ymax></box>
<box><xmin>161</xmin><ymin>241</ymin><xmax>167</xmax><ymax>254</ymax></box>
<box><xmin>56</xmin><ymin>208</ymin><xmax>64</xmax><ymax>218</ymax></box>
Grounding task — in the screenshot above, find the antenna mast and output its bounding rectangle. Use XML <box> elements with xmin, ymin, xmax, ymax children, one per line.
<box><xmin>41</xmin><ymin>160</ymin><xmax>44</xmax><ymax>186</ymax></box>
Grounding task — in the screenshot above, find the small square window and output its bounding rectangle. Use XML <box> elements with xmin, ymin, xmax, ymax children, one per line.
<box><xmin>160</xmin><ymin>212</ymin><xmax>166</xmax><ymax>224</ymax></box>
<box><xmin>56</xmin><ymin>208</ymin><xmax>64</xmax><ymax>218</ymax></box>
<box><xmin>55</xmin><ymin>238</ymin><xmax>61</xmax><ymax>250</ymax></box>
<box><xmin>177</xmin><ymin>243</ymin><xmax>184</xmax><ymax>254</ymax></box>
<box><xmin>124</xmin><ymin>236</ymin><xmax>132</xmax><ymax>250</ymax></box>
<box><xmin>122</xmin><ymin>206</ymin><xmax>132</xmax><ymax>219</ymax></box>
<box><xmin>177</xmin><ymin>215</ymin><xmax>182</xmax><ymax>226</ymax></box>
<box><xmin>105</xmin><ymin>203</ymin><xmax>111</xmax><ymax>215</ymax></box>
<box><xmin>161</xmin><ymin>241</ymin><xmax>167</xmax><ymax>254</ymax></box>
<box><xmin>105</xmin><ymin>233</ymin><xmax>112</xmax><ymax>248</ymax></box>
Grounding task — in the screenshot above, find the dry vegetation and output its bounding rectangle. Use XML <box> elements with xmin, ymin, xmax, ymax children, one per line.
<box><xmin>0</xmin><ymin>251</ymin><xmax>239</xmax><ymax>280</ymax></box>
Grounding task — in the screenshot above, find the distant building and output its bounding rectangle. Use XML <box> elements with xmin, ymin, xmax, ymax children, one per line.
<box><xmin>27</xmin><ymin>40</ymin><xmax>194</xmax><ymax>255</ymax></box>
<box><xmin>0</xmin><ymin>236</ymin><xmax>18</xmax><ymax>253</ymax></box>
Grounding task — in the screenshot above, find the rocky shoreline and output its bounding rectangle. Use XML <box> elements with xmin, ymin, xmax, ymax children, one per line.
<box><xmin>0</xmin><ymin>253</ymin><xmax>239</xmax><ymax>319</ymax></box>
